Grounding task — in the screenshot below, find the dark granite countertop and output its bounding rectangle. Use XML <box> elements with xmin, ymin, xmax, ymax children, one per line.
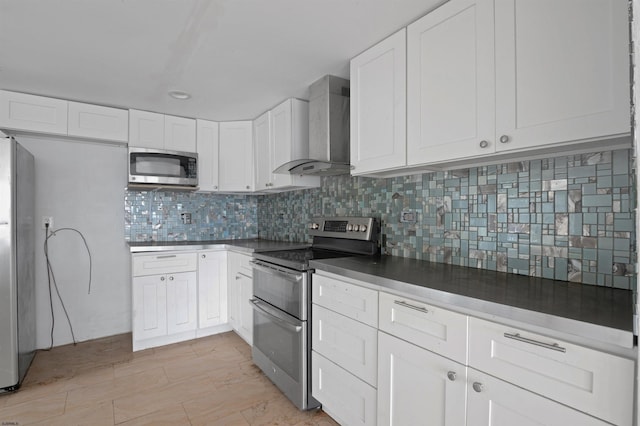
<box><xmin>310</xmin><ymin>255</ymin><xmax>635</xmax><ymax>350</ymax></box>
<box><xmin>128</xmin><ymin>239</ymin><xmax>310</xmax><ymax>253</ymax></box>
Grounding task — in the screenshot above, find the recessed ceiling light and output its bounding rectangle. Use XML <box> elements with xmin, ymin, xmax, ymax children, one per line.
<box><xmin>168</xmin><ymin>90</ymin><xmax>191</xmax><ymax>100</ymax></box>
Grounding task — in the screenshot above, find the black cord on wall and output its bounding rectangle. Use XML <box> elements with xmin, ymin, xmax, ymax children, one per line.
<box><xmin>43</xmin><ymin>223</ymin><xmax>93</xmax><ymax>350</ymax></box>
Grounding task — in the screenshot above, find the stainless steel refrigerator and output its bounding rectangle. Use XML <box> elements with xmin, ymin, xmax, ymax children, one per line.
<box><xmin>0</xmin><ymin>136</ymin><xmax>36</xmax><ymax>391</ymax></box>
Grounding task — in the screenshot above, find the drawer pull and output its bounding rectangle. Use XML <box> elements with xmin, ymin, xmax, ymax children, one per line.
<box><xmin>394</xmin><ymin>300</ymin><xmax>428</xmax><ymax>313</ymax></box>
<box><xmin>447</xmin><ymin>371</ymin><xmax>456</xmax><ymax>381</ymax></box>
<box><xmin>503</xmin><ymin>332</ymin><xmax>567</xmax><ymax>353</ymax></box>
<box><xmin>156</xmin><ymin>255</ymin><xmax>177</xmax><ymax>259</ymax></box>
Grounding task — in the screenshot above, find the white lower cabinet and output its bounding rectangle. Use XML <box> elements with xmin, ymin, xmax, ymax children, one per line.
<box><xmin>132</xmin><ymin>250</ymin><xmax>231</xmax><ymax>351</ymax></box>
<box><xmin>378</xmin><ymin>332</ymin><xmax>466</xmax><ymax>426</ymax></box>
<box><xmin>466</xmin><ymin>368</ymin><xmax>608</xmax><ymax>426</ymax></box>
<box><xmin>312</xmin><ymin>351</ymin><xmax>377</xmax><ymax>426</ymax></box>
<box><xmin>227</xmin><ymin>251</ymin><xmax>253</xmax><ymax>345</ymax></box>
<box><xmin>132</xmin><ymin>270</ymin><xmax>197</xmax><ymax>349</ymax></box>
<box><xmin>197</xmin><ymin>250</ymin><xmax>228</xmax><ymax>329</ymax></box>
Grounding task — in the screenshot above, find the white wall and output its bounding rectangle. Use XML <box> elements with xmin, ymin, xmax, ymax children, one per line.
<box><xmin>17</xmin><ymin>135</ymin><xmax>130</xmax><ymax>349</ymax></box>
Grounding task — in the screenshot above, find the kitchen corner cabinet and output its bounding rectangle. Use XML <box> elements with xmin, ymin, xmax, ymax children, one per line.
<box><xmin>197</xmin><ymin>250</ymin><xmax>228</xmax><ymax>329</ymax></box>
<box><xmin>227</xmin><ymin>251</ymin><xmax>253</xmax><ymax>345</ymax></box>
<box><xmin>254</xmin><ymin>98</ymin><xmax>319</xmax><ymax>191</ymax></box>
<box><xmin>196</xmin><ymin>119</ymin><xmax>220</xmax><ymax>192</ymax></box>
<box><xmin>129</xmin><ymin>109</ymin><xmax>196</xmax><ymax>152</ymax></box>
<box><xmin>350</xmin><ymin>29</ymin><xmax>407</xmax><ymax>176</ymax></box>
<box><xmin>218</xmin><ymin>121</ymin><xmax>254</xmax><ymax>192</ymax></box>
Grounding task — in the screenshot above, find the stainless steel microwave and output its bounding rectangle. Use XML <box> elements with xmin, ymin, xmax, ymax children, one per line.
<box><xmin>128</xmin><ymin>147</ymin><xmax>198</xmax><ymax>187</ymax></box>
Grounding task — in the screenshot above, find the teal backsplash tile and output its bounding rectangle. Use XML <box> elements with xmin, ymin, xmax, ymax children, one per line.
<box><xmin>257</xmin><ymin>149</ymin><xmax>635</xmax><ymax>289</ymax></box>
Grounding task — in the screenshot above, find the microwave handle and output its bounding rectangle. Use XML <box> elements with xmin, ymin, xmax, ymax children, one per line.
<box><xmin>249</xmin><ymin>299</ymin><xmax>302</xmax><ymax>333</ymax></box>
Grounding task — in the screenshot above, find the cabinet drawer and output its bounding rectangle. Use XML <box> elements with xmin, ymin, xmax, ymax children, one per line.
<box><xmin>468</xmin><ymin>317</ymin><xmax>633</xmax><ymax>426</ymax></box>
<box><xmin>378</xmin><ymin>291</ymin><xmax>468</xmax><ymax>364</ymax></box>
<box><xmin>312</xmin><ymin>351</ymin><xmax>377</xmax><ymax>426</ymax></box>
<box><xmin>312</xmin><ymin>304</ymin><xmax>377</xmax><ymax>386</ymax></box>
<box><xmin>312</xmin><ymin>273</ymin><xmax>378</xmax><ymax>327</ymax></box>
<box><xmin>132</xmin><ymin>252</ymin><xmax>197</xmax><ymax>276</ymax></box>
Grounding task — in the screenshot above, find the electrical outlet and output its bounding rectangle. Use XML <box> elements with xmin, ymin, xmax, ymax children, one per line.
<box><xmin>42</xmin><ymin>216</ymin><xmax>53</xmax><ymax>230</ymax></box>
<box><xmin>400</xmin><ymin>210</ymin><xmax>417</xmax><ymax>224</ymax></box>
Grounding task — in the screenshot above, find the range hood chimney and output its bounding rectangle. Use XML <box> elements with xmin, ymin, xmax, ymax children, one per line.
<box><xmin>274</xmin><ymin>75</ymin><xmax>351</xmax><ymax>176</ymax></box>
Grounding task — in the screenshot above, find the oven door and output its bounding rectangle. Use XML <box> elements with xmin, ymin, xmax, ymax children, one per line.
<box><xmin>250</xmin><ymin>260</ymin><xmax>307</xmax><ymax>320</ymax></box>
<box><xmin>250</xmin><ymin>298</ymin><xmax>310</xmax><ymax>409</ymax></box>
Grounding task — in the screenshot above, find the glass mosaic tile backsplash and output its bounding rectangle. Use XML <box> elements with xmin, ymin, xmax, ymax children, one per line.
<box><xmin>257</xmin><ymin>150</ymin><xmax>635</xmax><ymax>289</ymax></box>
<box><xmin>125</xmin><ymin>191</ymin><xmax>258</xmax><ymax>242</ymax></box>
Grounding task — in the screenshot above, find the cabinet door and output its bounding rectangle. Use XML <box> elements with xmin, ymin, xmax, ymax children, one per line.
<box><xmin>238</xmin><ymin>271</ymin><xmax>253</xmax><ymax>346</ymax></box>
<box><xmin>67</xmin><ymin>101</ymin><xmax>128</xmax><ymax>142</ymax></box>
<box><xmin>466</xmin><ymin>369</ymin><xmax>609</xmax><ymax>426</ymax></box>
<box><xmin>270</xmin><ymin>99</ymin><xmax>296</xmax><ymax>188</ymax></box>
<box><xmin>164</xmin><ymin>115</ymin><xmax>196</xmax><ymax>152</ymax></box>
<box><xmin>219</xmin><ymin>121</ymin><xmax>254</xmax><ymax>192</ymax></box>
<box><xmin>197</xmin><ymin>251</ymin><xmax>228</xmax><ymax>328</ymax></box>
<box><xmin>312</xmin><ymin>351</ymin><xmax>377</xmax><ymax>426</ymax></box>
<box><xmin>254</xmin><ymin>111</ymin><xmax>272</xmax><ymax>190</ymax></box>
<box><xmin>129</xmin><ymin>110</ymin><xmax>164</xmax><ymax>149</ymax></box>
<box><xmin>166</xmin><ymin>271</ymin><xmax>197</xmax><ymax>334</ymax></box>
<box><xmin>407</xmin><ymin>0</ymin><xmax>495</xmax><ymax>165</ymax></box>
<box><xmin>0</xmin><ymin>90</ymin><xmax>68</xmax><ymax>135</ymax></box>
<box><xmin>133</xmin><ymin>275</ymin><xmax>167</xmax><ymax>341</ymax></box>
<box><xmin>196</xmin><ymin>119</ymin><xmax>220</xmax><ymax>192</ymax></box>
<box><xmin>494</xmin><ymin>0</ymin><xmax>630</xmax><ymax>152</ymax></box>
<box><xmin>378</xmin><ymin>332</ymin><xmax>466</xmax><ymax>426</ymax></box>
<box><xmin>350</xmin><ymin>29</ymin><xmax>406</xmax><ymax>175</ymax></box>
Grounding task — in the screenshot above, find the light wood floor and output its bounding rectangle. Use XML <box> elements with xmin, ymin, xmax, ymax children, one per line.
<box><xmin>0</xmin><ymin>332</ymin><xmax>339</xmax><ymax>425</ymax></box>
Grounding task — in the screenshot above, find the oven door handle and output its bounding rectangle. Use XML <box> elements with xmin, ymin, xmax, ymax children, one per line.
<box><xmin>250</xmin><ymin>260</ymin><xmax>303</xmax><ymax>282</ymax></box>
<box><xmin>250</xmin><ymin>299</ymin><xmax>303</xmax><ymax>333</ymax></box>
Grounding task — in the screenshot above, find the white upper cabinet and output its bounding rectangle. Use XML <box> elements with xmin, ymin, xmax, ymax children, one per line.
<box><xmin>254</xmin><ymin>110</ymin><xmax>272</xmax><ymax>190</ymax></box>
<box><xmin>494</xmin><ymin>0</ymin><xmax>630</xmax><ymax>152</ymax></box>
<box><xmin>164</xmin><ymin>115</ymin><xmax>196</xmax><ymax>152</ymax></box>
<box><xmin>219</xmin><ymin>121</ymin><xmax>254</xmax><ymax>192</ymax></box>
<box><xmin>407</xmin><ymin>0</ymin><xmax>495</xmax><ymax>165</ymax></box>
<box><xmin>254</xmin><ymin>98</ymin><xmax>319</xmax><ymax>191</ymax></box>
<box><xmin>129</xmin><ymin>109</ymin><xmax>196</xmax><ymax>152</ymax></box>
<box><xmin>67</xmin><ymin>101</ymin><xmax>128</xmax><ymax>142</ymax></box>
<box><xmin>350</xmin><ymin>29</ymin><xmax>407</xmax><ymax>175</ymax></box>
<box><xmin>196</xmin><ymin>119</ymin><xmax>220</xmax><ymax>192</ymax></box>
<box><xmin>129</xmin><ymin>110</ymin><xmax>164</xmax><ymax>149</ymax></box>
<box><xmin>0</xmin><ymin>90</ymin><xmax>68</xmax><ymax>136</ymax></box>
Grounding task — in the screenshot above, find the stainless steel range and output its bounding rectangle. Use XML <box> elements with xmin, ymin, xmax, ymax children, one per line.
<box><xmin>250</xmin><ymin>217</ymin><xmax>380</xmax><ymax>410</ymax></box>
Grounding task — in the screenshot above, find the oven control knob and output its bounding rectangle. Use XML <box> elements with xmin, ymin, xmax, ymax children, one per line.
<box><xmin>309</xmin><ymin>223</ymin><xmax>319</xmax><ymax>230</ymax></box>
<box><xmin>347</xmin><ymin>224</ymin><xmax>353</xmax><ymax>231</ymax></box>
<box><xmin>360</xmin><ymin>224</ymin><xmax>367</xmax><ymax>232</ymax></box>
<box><xmin>353</xmin><ymin>224</ymin><xmax>360</xmax><ymax>232</ymax></box>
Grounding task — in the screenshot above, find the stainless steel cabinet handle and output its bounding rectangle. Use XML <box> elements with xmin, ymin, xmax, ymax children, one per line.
<box><xmin>160</xmin><ymin>276</ymin><xmax>165</xmax><ymax>281</ymax></box>
<box><xmin>168</xmin><ymin>276</ymin><xmax>174</xmax><ymax>281</ymax></box>
<box><xmin>201</xmin><ymin>254</ymin><xmax>206</xmax><ymax>258</ymax></box>
<box><xmin>479</xmin><ymin>140</ymin><xmax>489</xmax><ymax>148</ymax></box>
<box><xmin>156</xmin><ymin>255</ymin><xmax>177</xmax><ymax>259</ymax></box>
<box><xmin>250</xmin><ymin>299</ymin><xmax>302</xmax><ymax>333</ymax></box>
<box><xmin>235</xmin><ymin>275</ymin><xmax>241</xmax><ymax>280</ymax></box>
<box><xmin>504</xmin><ymin>332</ymin><xmax>566</xmax><ymax>353</ymax></box>
<box><xmin>447</xmin><ymin>371</ymin><xmax>456</xmax><ymax>381</ymax></box>
<box><xmin>472</xmin><ymin>382</ymin><xmax>484</xmax><ymax>393</ymax></box>
<box><xmin>394</xmin><ymin>300</ymin><xmax>428</xmax><ymax>313</ymax></box>
<box><xmin>246</xmin><ymin>185</ymin><xmax>250</xmax><ymax>190</ymax></box>
<box><xmin>499</xmin><ymin>135</ymin><xmax>510</xmax><ymax>143</ymax></box>
<box><xmin>214</xmin><ymin>185</ymin><xmax>218</xmax><ymax>189</ymax></box>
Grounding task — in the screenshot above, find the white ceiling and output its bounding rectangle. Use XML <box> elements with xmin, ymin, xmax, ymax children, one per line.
<box><xmin>0</xmin><ymin>0</ymin><xmax>444</xmax><ymax>121</ymax></box>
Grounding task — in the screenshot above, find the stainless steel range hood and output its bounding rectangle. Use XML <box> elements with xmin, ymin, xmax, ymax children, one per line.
<box><xmin>274</xmin><ymin>75</ymin><xmax>351</xmax><ymax>176</ymax></box>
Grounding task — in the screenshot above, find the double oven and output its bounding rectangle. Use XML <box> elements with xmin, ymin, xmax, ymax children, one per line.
<box><xmin>250</xmin><ymin>217</ymin><xmax>380</xmax><ymax>410</ymax></box>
